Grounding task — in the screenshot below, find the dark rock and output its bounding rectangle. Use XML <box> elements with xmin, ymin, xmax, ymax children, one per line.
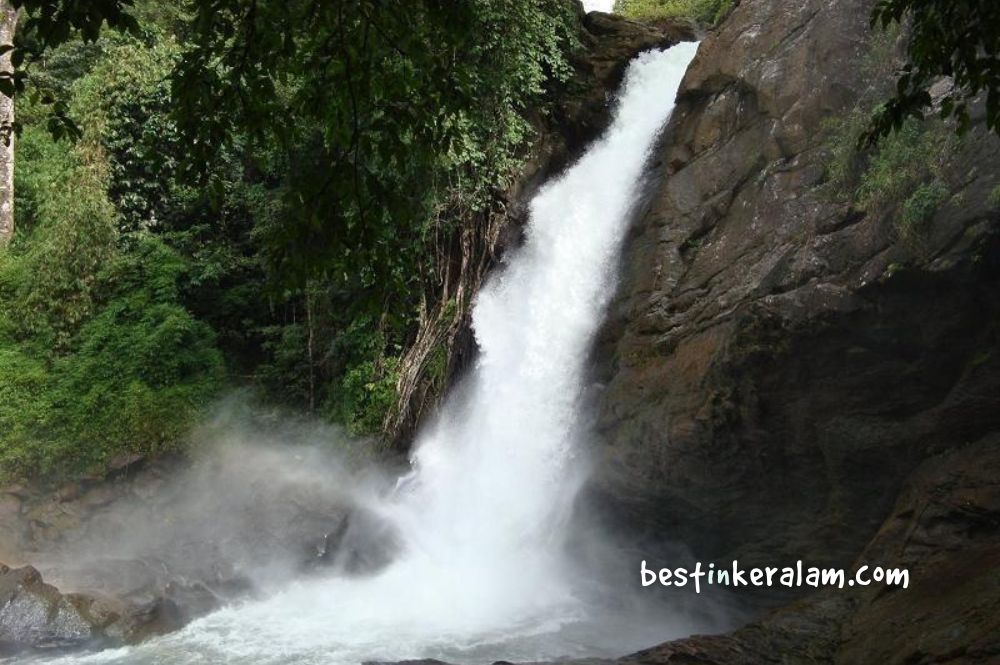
<box><xmin>364</xmin><ymin>660</ymin><xmax>456</xmax><ymax>665</ymax></box>
<box><xmin>612</xmin><ymin>434</ymin><xmax>1000</xmax><ymax>664</ymax></box>
<box><xmin>575</xmin><ymin>0</ymin><xmax>1000</xmax><ymax>657</ymax></box>
<box><xmin>0</xmin><ymin>564</ymin><xmax>99</xmax><ymax>651</ymax></box>
<box><xmin>0</xmin><ymin>494</ymin><xmax>19</xmax><ymax>518</ymax></box>
<box><xmin>108</xmin><ymin>597</ymin><xmax>185</xmax><ymax>645</ymax></box>
<box><xmin>0</xmin><ymin>563</ymin><xmax>186</xmax><ymax>653</ymax></box>
<box><xmin>55</xmin><ymin>484</ymin><xmax>82</xmax><ymax>503</ymax></box>
<box><xmin>307</xmin><ymin>508</ymin><xmax>401</xmax><ymax>575</ymax></box>
<box><xmin>579</xmin><ymin>12</ymin><xmax>695</xmax><ymax>96</ymax></box>
<box><xmin>78</xmin><ymin>484</ymin><xmax>118</xmax><ymax>510</ymax></box>
<box><xmin>501</xmin><ymin>660</ymin><xmax>614</xmax><ymax>665</ymax></box>
<box><xmin>590</xmin><ymin>0</ymin><xmax>1000</xmax><ymax>575</ymax></box>
<box><xmin>0</xmin><ymin>446</ymin><xmax>373</xmax><ymax>649</ymax></box>
<box><xmin>0</xmin><ymin>506</ymin><xmax>28</xmax><ymax>565</ymax></box>
<box><xmin>620</xmin><ymin>596</ymin><xmax>849</xmax><ymax>664</ymax></box>
<box><xmin>834</xmin><ymin>435</ymin><xmax>1000</xmax><ymax>664</ymax></box>
<box><xmin>107</xmin><ymin>452</ymin><xmax>146</xmax><ymax>479</ymax></box>
<box><xmin>162</xmin><ymin>578</ymin><xmax>249</xmax><ymax>623</ymax></box>
<box><xmin>0</xmin><ymin>484</ymin><xmax>30</xmax><ymax>499</ymax></box>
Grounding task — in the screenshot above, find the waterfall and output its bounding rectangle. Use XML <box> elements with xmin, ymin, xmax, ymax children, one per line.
<box><xmin>39</xmin><ymin>42</ymin><xmax>700</xmax><ymax>665</ymax></box>
<box><xmin>390</xmin><ymin>41</ymin><xmax>701</xmax><ymax>628</ymax></box>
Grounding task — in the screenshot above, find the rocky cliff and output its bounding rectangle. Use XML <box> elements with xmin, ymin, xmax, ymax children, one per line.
<box><xmin>586</xmin><ymin>0</ymin><xmax>1000</xmax><ymax>660</ymax></box>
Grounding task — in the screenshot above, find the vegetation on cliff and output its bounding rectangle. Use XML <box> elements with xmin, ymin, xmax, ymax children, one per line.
<box><xmin>822</xmin><ymin>22</ymin><xmax>962</xmax><ymax>244</ymax></box>
<box><xmin>613</xmin><ymin>0</ymin><xmax>732</xmax><ymax>26</ymax></box>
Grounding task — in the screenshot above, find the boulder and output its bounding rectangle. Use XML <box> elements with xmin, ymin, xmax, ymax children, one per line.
<box><xmin>0</xmin><ymin>564</ymin><xmax>104</xmax><ymax>652</ymax></box>
<box><xmin>0</xmin><ymin>562</ymin><xmax>189</xmax><ymax>654</ymax></box>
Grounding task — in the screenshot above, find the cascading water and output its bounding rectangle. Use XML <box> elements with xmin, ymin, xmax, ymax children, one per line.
<box><xmin>33</xmin><ymin>41</ymin><xmax>700</xmax><ymax>665</ymax></box>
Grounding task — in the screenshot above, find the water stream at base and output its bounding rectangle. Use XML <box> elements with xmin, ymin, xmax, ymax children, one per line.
<box><xmin>29</xmin><ymin>42</ymin><xmax>701</xmax><ymax>665</ymax></box>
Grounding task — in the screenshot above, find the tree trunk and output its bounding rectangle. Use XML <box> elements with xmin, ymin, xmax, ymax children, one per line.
<box><xmin>0</xmin><ymin>0</ymin><xmax>17</xmax><ymax>246</ymax></box>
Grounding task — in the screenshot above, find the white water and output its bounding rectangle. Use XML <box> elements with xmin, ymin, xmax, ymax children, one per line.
<box><xmin>28</xmin><ymin>43</ymin><xmax>700</xmax><ymax>665</ymax></box>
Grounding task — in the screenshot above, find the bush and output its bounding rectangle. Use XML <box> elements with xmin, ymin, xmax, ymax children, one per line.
<box><xmin>823</xmin><ymin>110</ymin><xmax>956</xmax><ymax>240</ymax></box>
<box><xmin>323</xmin><ymin>316</ymin><xmax>402</xmax><ymax>437</ymax></box>
<box><xmin>821</xmin><ymin>109</ymin><xmax>870</xmax><ymax>197</ymax></box>
<box><xmin>0</xmin><ymin>74</ymin><xmax>224</xmax><ymax>480</ymax></box>
<box><xmin>0</xmin><ymin>236</ymin><xmax>224</xmax><ymax>480</ymax></box>
<box><xmin>855</xmin><ymin>118</ymin><xmax>955</xmax><ymax>212</ymax></box>
<box><xmin>327</xmin><ymin>356</ymin><xmax>401</xmax><ymax>438</ymax></box>
<box><xmin>900</xmin><ymin>181</ymin><xmax>950</xmax><ymax>238</ymax></box>
<box><xmin>614</xmin><ymin>0</ymin><xmax>733</xmax><ymax>24</ymax></box>
<box><xmin>7</xmin><ymin>116</ymin><xmax>118</xmax><ymax>351</ymax></box>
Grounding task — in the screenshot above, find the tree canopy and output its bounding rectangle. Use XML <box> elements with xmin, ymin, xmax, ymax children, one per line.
<box><xmin>8</xmin><ymin>0</ymin><xmax>576</xmax><ymax>299</ymax></box>
<box><xmin>866</xmin><ymin>0</ymin><xmax>1000</xmax><ymax>143</ymax></box>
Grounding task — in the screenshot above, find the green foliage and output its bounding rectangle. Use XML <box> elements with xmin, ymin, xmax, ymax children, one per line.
<box><xmin>866</xmin><ymin>0</ymin><xmax>1000</xmax><ymax>144</ymax></box>
<box><xmin>0</xmin><ymin>234</ymin><xmax>223</xmax><ymax>479</ymax></box>
<box><xmin>900</xmin><ymin>180</ymin><xmax>949</xmax><ymax>238</ymax></box>
<box><xmin>0</xmin><ymin>349</ymin><xmax>51</xmax><ymax>473</ymax></box>
<box><xmin>855</xmin><ymin>117</ymin><xmax>955</xmax><ymax>212</ymax></box>
<box><xmin>4</xmin><ymin>0</ymin><xmax>588</xmax><ymax>478</ymax></box>
<box><xmin>6</xmin><ymin>116</ymin><xmax>117</xmax><ymax>351</ymax></box>
<box><xmin>155</xmin><ymin>0</ymin><xmax>582</xmax><ymax>435</ymax></box>
<box><xmin>425</xmin><ymin>344</ymin><xmax>450</xmax><ymax>392</ymax></box>
<box><xmin>170</xmin><ymin>0</ymin><xmax>578</xmax><ymax>303</ymax></box>
<box><xmin>6</xmin><ymin>1</ymin><xmax>141</xmax><ymax>140</ymax></box>
<box><xmin>613</xmin><ymin>0</ymin><xmax>732</xmax><ymax>24</ymax></box>
<box><xmin>68</xmin><ymin>18</ymin><xmax>418</xmax><ymax>438</ymax></box>
<box><xmin>823</xmin><ymin>107</ymin><xmax>956</xmax><ymax>240</ymax></box>
<box><xmin>12</xmin><ymin>0</ymin><xmax>139</xmax><ymax>49</ymax></box>
<box><xmin>14</xmin><ymin>1</ymin><xmax>580</xmax><ymax>308</ymax></box>
<box><xmin>328</xmin><ymin>357</ymin><xmax>401</xmax><ymax>438</ymax></box>
<box><xmin>71</xmin><ymin>37</ymin><xmax>185</xmax><ymax>230</ymax></box>
<box><xmin>821</xmin><ymin>109</ymin><xmax>870</xmax><ymax>196</ymax></box>
<box><xmin>1</xmin><ymin>37</ymin><xmax>223</xmax><ymax>480</ymax></box>
<box><xmin>324</xmin><ymin>317</ymin><xmax>402</xmax><ymax>437</ymax></box>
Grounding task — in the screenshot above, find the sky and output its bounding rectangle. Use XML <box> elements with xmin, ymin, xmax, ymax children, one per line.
<box><xmin>582</xmin><ymin>0</ymin><xmax>615</xmax><ymax>12</ymax></box>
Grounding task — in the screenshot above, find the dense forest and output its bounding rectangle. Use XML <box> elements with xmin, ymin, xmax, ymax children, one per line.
<box><xmin>0</xmin><ymin>0</ymin><xmax>585</xmax><ymax>478</ymax></box>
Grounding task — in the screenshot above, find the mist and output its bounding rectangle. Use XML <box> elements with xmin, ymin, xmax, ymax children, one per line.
<box><xmin>34</xmin><ymin>398</ymin><xmax>398</xmax><ymax>607</ymax></box>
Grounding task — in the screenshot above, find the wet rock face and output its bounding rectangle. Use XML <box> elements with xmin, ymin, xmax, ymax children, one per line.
<box><xmin>609</xmin><ymin>434</ymin><xmax>1000</xmax><ymax>664</ymax></box>
<box><xmin>834</xmin><ymin>434</ymin><xmax>1000</xmax><ymax>664</ymax></box>
<box><xmin>590</xmin><ymin>0</ymin><xmax>1000</xmax><ymax>575</ymax></box>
